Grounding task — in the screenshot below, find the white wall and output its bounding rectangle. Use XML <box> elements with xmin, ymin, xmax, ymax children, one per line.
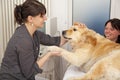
<box><xmin>110</xmin><ymin>0</ymin><xmax>120</xmax><ymax>19</ymax></box>
<box><xmin>50</xmin><ymin>0</ymin><xmax>72</xmax><ymax>33</ymax></box>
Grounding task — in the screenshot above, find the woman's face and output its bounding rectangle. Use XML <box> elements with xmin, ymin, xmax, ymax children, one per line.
<box><xmin>32</xmin><ymin>14</ymin><xmax>47</xmax><ymax>29</ymax></box>
<box><xmin>104</xmin><ymin>22</ymin><xmax>120</xmax><ymax>42</ymax></box>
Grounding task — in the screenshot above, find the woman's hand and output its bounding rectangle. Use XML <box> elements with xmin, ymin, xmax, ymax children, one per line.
<box><xmin>48</xmin><ymin>51</ymin><xmax>61</xmax><ymax>57</ymax></box>
<box><xmin>60</xmin><ymin>35</ymin><xmax>68</xmax><ymax>46</ymax></box>
<box><xmin>37</xmin><ymin>50</ymin><xmax>61</xmax><ymax>68</ymax></box>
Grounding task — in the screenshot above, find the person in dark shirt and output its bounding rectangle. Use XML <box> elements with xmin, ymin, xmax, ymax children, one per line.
<box><xmin>104</xmin><ymin>18</ymin><xmax>120</xmax><ymax>43</ymax></box>
<box><xmin>0</xmin><ymin>0</ymin><xmax>67</xmax><ymax>80</ymax></box>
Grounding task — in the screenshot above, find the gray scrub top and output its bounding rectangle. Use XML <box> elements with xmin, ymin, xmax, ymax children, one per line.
<box><xmin>0</xmin><ymin>24</ymin><xmax>60</xmax><ymax>80</ymax></box>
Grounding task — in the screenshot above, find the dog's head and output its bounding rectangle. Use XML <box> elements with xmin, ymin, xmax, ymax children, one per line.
<box><xmin>62</xmin><ymin>22</ymin><xmax>97</xmax><ymax>47</ymax></box>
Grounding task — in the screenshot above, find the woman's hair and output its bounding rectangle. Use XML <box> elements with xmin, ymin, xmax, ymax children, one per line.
<box><xmin>105</xmin><ymin>18</ymin><xmax>120</xmax><ymax>43</ymax></box>
<box><xmin>14</xmin><ymin>0</ymin><xmax>46</xmax><ymax>25</ymax></box>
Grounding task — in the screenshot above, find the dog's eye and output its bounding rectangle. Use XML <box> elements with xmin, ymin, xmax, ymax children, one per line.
<box><xmin>73</xmin><ymin>28</ymin><xmax>77</xmax><ymax>31</ymax></box>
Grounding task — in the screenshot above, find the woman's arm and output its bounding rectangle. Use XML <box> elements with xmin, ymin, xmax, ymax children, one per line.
<box><xmin>36</xmin><ymin>31</ymin><xmax>67</xmax><ymax>46</ymax></box>
<box><xmin>36</xmin><ymin>51</ymin><xmax>61</xmax><ymax>68</ymax></box>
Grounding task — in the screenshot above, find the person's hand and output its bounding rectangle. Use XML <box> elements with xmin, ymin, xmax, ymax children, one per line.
<box><xmin>73</xmin><ymin>22</ymin><xmax>86</xmax><ymax>28</ymax></box>
<box><xmin>60</xmin><ymin>35</ymin><xmax>68</xmax><ymax>46</ymax></box>
<box><xmin>47</xmin><ymin>46</ymin><xmax>63</xmax><ymax>57</ymax></box>
<box><xmin>51</xmin><ymin>51</ymin><xmax>61</xmax><ymax>56</ymax></box>
<box><xmin>48</xmin><ymin>51</ymin><xmax>61</xmax><ymax>57</ymax></box>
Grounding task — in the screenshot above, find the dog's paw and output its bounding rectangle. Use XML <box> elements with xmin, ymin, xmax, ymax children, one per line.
<box><xmin>47</xmin><ymin>46</ymin><xmax>62</xmax><ymax>52</ymax></box>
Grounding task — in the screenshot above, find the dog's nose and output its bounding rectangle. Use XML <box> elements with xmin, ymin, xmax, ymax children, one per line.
<box><xmin>62</xmin><ymin>31</ymin><xmax>66</xmax><ymax>35</ymax></box>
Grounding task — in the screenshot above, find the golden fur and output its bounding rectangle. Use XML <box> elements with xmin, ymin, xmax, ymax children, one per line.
<box><xmin>48</xmin><ymin>22</ymin><xmax>120</xmax><ymax>80</ymax></box>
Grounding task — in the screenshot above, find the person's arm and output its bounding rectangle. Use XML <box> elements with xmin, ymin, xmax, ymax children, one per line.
<box><xmin>36</xmin><ymin>31</ymin><xmax>67</xmax><ymax>46</ymax></box>
<box><xmin>36</xmin><ymin>51</ymin><xmax>61</xmax><ymax>68</ymax></box>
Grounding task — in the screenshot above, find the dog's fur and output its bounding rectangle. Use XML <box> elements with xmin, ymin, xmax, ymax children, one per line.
<box><xmin>48</xmin><ymin>22</ymin><xmax>120</xmax><ymax>80</ymax></box>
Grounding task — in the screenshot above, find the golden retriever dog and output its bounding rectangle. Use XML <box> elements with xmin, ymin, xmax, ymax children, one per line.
<box><xmin>48</xmin><ymin>22</ymin><xmax>120</xmax><ymax>80</ymax></box>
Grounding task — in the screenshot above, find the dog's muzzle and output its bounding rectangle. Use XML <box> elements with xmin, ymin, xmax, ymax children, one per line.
<box><xmin>62</xmin><ymin>31</ymin><xmax>71</xmax><ymax>39</ymax></box>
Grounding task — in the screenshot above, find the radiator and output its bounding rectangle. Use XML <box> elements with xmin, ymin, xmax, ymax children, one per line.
<box><xmin>0</xmin><ymin>0</ymin><xmax>50</xmax><ymax>52</ymax></box>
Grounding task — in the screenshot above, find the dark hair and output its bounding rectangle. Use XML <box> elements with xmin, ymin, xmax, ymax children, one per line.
<box><xmin>14</xmin><ymin>0</ymin><xmax>46</xmax><ymax>25</ymax></box>
<box><xmin>105</xmin><ymin>18</ymin><xmax>120</xmax><ymax>43</ymax></box>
